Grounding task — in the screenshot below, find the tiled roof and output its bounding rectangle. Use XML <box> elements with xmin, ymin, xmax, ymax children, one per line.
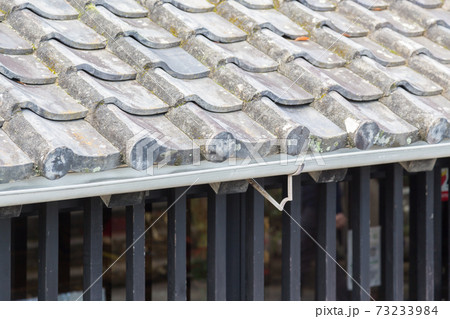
<box><xmin>0</xmin><ymin>0</ymin><xmax>449</xmax><ymax>183</ymax></box>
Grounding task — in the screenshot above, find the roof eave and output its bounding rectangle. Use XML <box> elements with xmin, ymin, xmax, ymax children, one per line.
<box><xmin>1</xmin><ymin>140</ymin><xmax>450</xmax><ymax>207</ymax></box>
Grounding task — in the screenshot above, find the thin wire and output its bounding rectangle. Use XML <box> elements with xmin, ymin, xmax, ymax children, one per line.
<box><xmin>76</xmin><ymin>178</ymin><xmax>199</xmax><ymax>301</ymax></box>
<box><xmin>251</xmin><ymin>178</ymin><xmax>376</xmax><ymax>302</ymax></box>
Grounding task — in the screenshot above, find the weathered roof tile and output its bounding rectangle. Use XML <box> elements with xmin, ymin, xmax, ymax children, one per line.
<box><xmin>110</xmin><ymin>37</ymin><xmax>210</xmax><ymax>79</ymax></box>
<box><xmin>37</xmin><ymin>39</ymin><xmax>137</xmax><ymax>81</ymax></box>
<box><xmin>0</xmin><ymin>53</ymin><xmax>56</xmax><ymax>84</ymax></box>
<box><xmin>92</xmin><ymin>0</ymin><xmax>148</xmax><ymax>18</ymax></box>
<box><xmin>351</xmin><ymin>0</ymin><xmax>389</xmax><ymax>10</ymax></box>
<box><xmin>206</xmin><ymin>109</ymin><xmax>279</xmax><ymax>158</ymax></box>
<box><xmin>312</xmin><ymin>27</ymin><xmax>406</xmax><ymax>65</ymax></box>
<box><xmin>3</xmin><ymin>110</ymin><xmax>120</xmax><ymax>180</ymax></box>
<box><xmin>409</xmin><ymin>94</ymin><xmax>450</xmax><ymax>126</ymax></box>
<box><xmin>60</xmin><ymin>71</ymin><xmax>169</xmax><ymax>116</ymax></box>
<box><xmin>298</xmin><ymin>0</ymin><xmax>336</xmax><ymax>11</ymax></box>
<box><xmin>160</xmin><ymin>0</ymin><xmax>215</xmax><ymax>13</ymax></box>
<box><xmin>349</xmin><ymin>100</ymin><xmax>419</xmax><ymax>147</ymax></box>
<box><xmin>390</xmin><ymin>1</ymin><xmax>449</xmax><ymax>29</ymax></box>
<box><xmin>0</xmin><ymin>128</ymin><xmax>33</xmax><ymax>184</ymax></box>
<box><xmin>91</xmin><ymin>104</ymin><xmax>197</xmax><ymax>170</ymax></box>
<box><xmin>321</xmin><ymin>11</ymin><xmax>370</xmax><ymax>37</ymax></box>
<box><xmin>138</xmin><ymin>68</ymin><xmax>243</xmax><ymax>112</ymax></box>
<box><xmin>217</xmin><ymin>1</ymin><xmax>309</xmax><ymax>39</ymax></box>
<box><xmin>0</xmin><ymin>0</ymin><xmax>448</xmax><ymax>183</ymax></box>
<box><xmin>426</xmin><ymin>24</ymin><xmax>450</xmax><ymax>48</ymax></box>
<box><xmin>321</xmin><ymin>66</ymin><xmax>385</xmax><ymax>100</ymax></box>
<box><xmin>0</xmin><ymin>22</ymin><xmax>34</xmax><ymax>55</ymax></box>
<box><xmin>408</xmin><ymin>54</ymin><xmax>450</xmax><ymax>99</ymax></box>
<box><xmin>349</xmin><ymin>56</ymin><xmax>443</xmax><ymax>96</ymax></box>
<box><xmin>0</xmin><ymin>0</ymin><xmax>79</xmax><ymax>20</ymax></box>
<box><xmin>65</xmin><ymin>0</ymin><xmax>87</xmax><ymax>11</ymax></box>
<box><xmin>184</xmin><ymin>35</ymin><xmax>279</xmax><ymax>72</ymax></box>
<box><xmin>428</xmin><ymin>8</ymin><xmax>450</xmax><ymax>27</ymax></box>
<box><xmin>82</xmin><ymin>6</ymin><xmax>180</xmax><ymax>49</ymax></box>
<box><xmin>312</xmin><ymin>92</ymin><xmax>380</xmax><ymax>149</ymax></box>
<box><xmin>167</xmin><ymin>102</ymin><xmax>278</xmax><ymax>161</ymax></box>
<box><xmin>9</xmin><ymin>9</ymin><xmax>107</xmax><ymax>49</ymax></box>
<box><xmin>244</xmin><ymin>97</ymin><xmax>344</xmax><ymax>154</ymax></box>
<box><xmin>411</xmin><ymin>36</ymin><xmax>450</xmax><ymax>64</ymax></box>
<box><xmin>279</xmin><ymin>103</ymin><xmax>347</xmax><ymax>153</ymax></box>
<box><xmin>374</xmin><ymin>9</ymin><xmax>425</xmax><ymax>36</ymax></box>
<box><xmin>351</xmin><ymin>36</ymin><xmax>406</xmax><ymax>66</ymax></box>
<box><xmin>234</xmin><ymin>0</ymin><xmax>274</xmax><ymax>10</ymax></box>
<box><xmin>336</xmin><ymin>0</ymin><xmax>390</xmax><ymax>31</ymax></box>
<box><xmin>0</xmin><ymin>75</ymin><xmax>88</xmax><ymax>121</ymax></box>
<box><xmin>166</xmin><ymin>102</ymin><xmax>236</xmax><ymax>162</ymax></box>
<box><xmin>370</xmin><ymin>27</ymin><xmax>427</xmax><ymax>59</ymax></box>
<box><xmin>281</xmin><ymin>58</ymin><xmax>384</xmax><ymax>101</ymax></box>
<box><xmin>408</xmin><ymin>0</ymin><xmax>443</xmax><ymax>9</ymax></box>
<box><xmin>278</xmin><ymin>1</ymin><xmax>330</xmax><ymax>33</ymax></box>
<box><xmin>243</xmin><ymin>98</ymin><xmax>310</xmax><ymax>155</ymax></box>
<box><xmin>381</xmin><ymin>89</ymin><xmax>450</xmax><ymax>143</ymax></box>
<box><xmin>249</xmin><ymin>29</ymin><xmax>345</xmax><ymax>68</ymax></box>
<box><xmin>149</xmin><ymin>2</ymin><xmax>247</xmax><ymax>43</ymax></box>
<box><xmin>213</xmin><ymin>63</ymin><xmax>314</xmax><ymax>105</ymax></box>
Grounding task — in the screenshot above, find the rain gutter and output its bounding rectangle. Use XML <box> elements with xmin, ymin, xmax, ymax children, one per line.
<box><xmin>1</xmin><ymin>140</ymin><xmax>450</xmax><ymax>207</ymax></box>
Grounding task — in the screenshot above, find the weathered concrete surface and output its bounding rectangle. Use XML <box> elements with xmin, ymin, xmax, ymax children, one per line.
<box><xmin>101</xmin><ymin>192</ymin><xmax>146</xmax><ymax>208</ymax></box>
<box><xmin>400</xmin><ymin>159</ymin><xmax>437</xmax><ymax>173</ymax></box>
<box><xmin>0</xmin><ymin>205</ymin><xmax>22</xmax><ymax>218</ymax></box>
<box><xmin>309</xmin><ymin>169</ymin><xmax>348</xmax><ymax>183</ymax></box>
<box><xmin>210</xmin><ymin>180</ymin><xmax>249</xmax><ymax>194</ymax></box>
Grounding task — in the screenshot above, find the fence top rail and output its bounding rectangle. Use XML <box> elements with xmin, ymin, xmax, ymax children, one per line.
<box><xmin>1</xmin><ymin>139</ymin><xmax>450</xmax><ymax>207</ymax></box>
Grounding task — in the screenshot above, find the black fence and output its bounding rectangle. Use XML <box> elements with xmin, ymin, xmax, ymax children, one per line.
<box><xmin>0</xmin><ymin>160</ymin><xmax>449</xmax><ymax>301</ymax></box>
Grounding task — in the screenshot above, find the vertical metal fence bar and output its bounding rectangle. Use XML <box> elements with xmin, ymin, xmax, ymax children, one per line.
<box><xmin>145</xmin><ymin>201</ymin><xmax>153</xmax><ymax>301</ymax></box>
<box><xmin>447</xmin><ymin>181</ymin><xmax>450</xmax><ymax>301</ymax></box>
<box><xmin>413</xmin><ymin>171</ymin><xmax>435</xmax><ymax>301</ymax></box>
<box><xmin>317</xmin><ymin>182</ymin><xmax>337</xmax><ymax>301</ymax></box>
<box><xmin>186</xmin><ymin>200</ymin><xmax>192</xmax><ymax>301</ymax></box>
<box><xmin>38</xmin><ymin>202</ymin><xmax>59</xmax><ymax>301</ymax></box>
<box><xmin>281</xmin><ymin>176</ymin><xmax>301</xmax><ymax>301</ymax></box>
<box><xmin>240</xmin><ymin>193</ymin><xmax>247</xmax><ymax>299</ymax></box>
<box><xmin>433</xmin><ymin>166</ymin><xmax>443</xmax><ymax>300</ymax></box>
<box><xmin>350</xmin><ymin>167</ymin><xmax>371</xmax><ymax>301</ymax></box>
<box><xmin>168</xmin><ymin>187</ymin><xmax>187</xmax><ymax>301</ymax></box>
<box><xmin>245</xmin><ymin>179</ymin><xmax>265</xmax><ymax>301</ymax></box>
<box><xmin>59</xmin><ymin>212</ymin><xmax>71</xmax><ymax>294</ymax></box>
<box><xmin>226</xmin><ymin>193</ymin><xmax>242</xmax><ymax>301</ymax></box>
<box><xmin>12</xmin><ymin>217</ymin><xmax>27</xmax><ymax>300</ymax></box>
<box><xmin>382</xmin><ymin>164</ymin><xmax>404</xmax><ymax>301</ymax></box>
<box><xmin>103</xmin><ymin>206</ymin><xmax>113</xmax><ymax>301</ymax></box>
<box><xmin>207</xmin><ymin>191</ymin><xmax>227</xmax><ymax>301</ymax></box>
<box><xmin>409</xmin><ymin>174</ymin><xmax>418</xmax><ymax>300</ymax></box>
<box><xmin>126</xmin><ymin>201</ymin><xmax>146</xmax><ymax>301</ymax></box>
<box><xmin>0</xmin><ymin>218</ymin><xmax>12</xmax><ymax>301</ymax></box>
<box><xmin>83</xmin><ymin>197</ymin><xmax>103</xmax><ymax>301</ymax></box>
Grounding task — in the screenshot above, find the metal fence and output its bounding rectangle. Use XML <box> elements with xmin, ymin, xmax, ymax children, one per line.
<box><xmin>0</xmin><ymin>160</ymin><xmax>449</xmax><ymax>301</ymax></box>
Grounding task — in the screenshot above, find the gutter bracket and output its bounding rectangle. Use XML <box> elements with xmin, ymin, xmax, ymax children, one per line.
<box><xmin>247</xmin><ymin>163</ymin><xmax>303</xmax><ymax>212</ymax></box>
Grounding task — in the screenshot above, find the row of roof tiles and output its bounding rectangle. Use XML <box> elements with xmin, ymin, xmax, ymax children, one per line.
<box><xmin>0</xmin><ymin>0</ymin><xmax>448</xmax><ymax>184</ymax></box>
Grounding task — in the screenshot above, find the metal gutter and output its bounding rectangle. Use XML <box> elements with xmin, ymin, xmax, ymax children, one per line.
<box><xmin>1</xmin><ymin>140</ymin><xmax>450</xmax><ymax>207</ymax></box>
